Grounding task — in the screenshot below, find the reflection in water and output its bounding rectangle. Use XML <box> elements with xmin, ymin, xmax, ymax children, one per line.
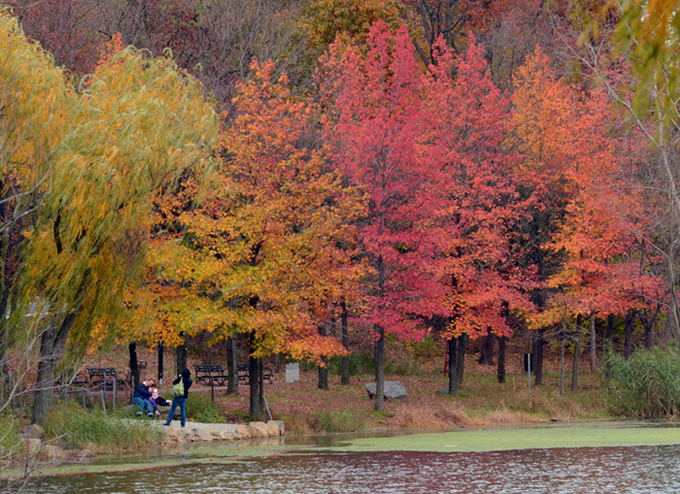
<box><xmin>34</xmin><ymin>445</ymin><xmax>680</xmax><ymax>494</ymax></box>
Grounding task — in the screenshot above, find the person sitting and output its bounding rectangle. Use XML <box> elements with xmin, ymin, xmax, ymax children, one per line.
<box><xmin>133</xmin><ymin>379</ymin><xmax>155</xmax><ymax>418</ymax></box>
<box><xmin>148</xmin><ymin>385</ymin><xmax>169</xmax><ymax>414</ymax></box>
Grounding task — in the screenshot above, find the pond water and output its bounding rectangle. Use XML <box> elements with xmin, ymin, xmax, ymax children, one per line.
<box><xmin>27</xmin><ymin>442</ymin><xmax>680</xmax><ymax>493</ymax></box>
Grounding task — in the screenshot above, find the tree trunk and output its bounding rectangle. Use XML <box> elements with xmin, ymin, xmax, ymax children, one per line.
<box><xmin>623</xmin><ymin>309</ymin><xmax>636</xmax><ymax>359</ymax></box>
<box><xmin>32</xmin><ymin>315</ymin><xmax>74</xmax><ymax>425</ymax></box>
<box><xmin>226</xmin><ymin>335</ymin><xmax>238</xmax><ymax>395</ymax></box>
<box><xmin>129</xmin><ymin>342</ymin><xmax>139</xmax><ymax>402</ymax></box>
<box><xmin>589</xmin><ymin>316</ymin><xmax>597</xmax><ymax>373</ymax></box>
<box><xmin>447</xmin><ymin>337</ymin><xmax>458</xmax><ymax>394</ymax></box>
<box><xmin>560</xmin><ymin>337</ymin><xmax>565</xmax><ymax>396</ymax></box>
<box><xmin>176</xmin><ymin>332</ymin><xmax>187</xmax><ymax>375</ymax></box>
<box><xmin>605</xmin><ymin>313</ymin><xmax>616</xmax><ymax>348</ymax></box>
<box><xmin>375</xmin><ymin>323</ymin><xmax>385</xmax><ymax>411</ymax></box>
<box><xmin>248</xmin><ymin>332</ymin><xmax>262</xmax><ymax>419</ymax></box>
<box><xmin>456</xmin><ymin>334</ymin><xmax>467</xmax><ymax>385</ymax></box>
<box><xmin>375</xmin><ymin>252</ymin><xmax>386</xmax><ymax>411</ymax></box>
<box><xmin>341</xmin><ymin>300</ymin><xmax>350</xmax><ymax>385</ymax></box>
<box><xmin>317</xmin><ymin>322</ymin><xmax>328</xmax><ymax>390</ymax></box>
<box><xmin>532</xmin><ymin>330</ymin><xmax>545</xmax><ymax>385</ymax></box>
<box><xmin>571</xmin><ymin>315</ymin><xmax>582</xmax><ymax>393</ymax></box>
<box><xmin>478</xmin><ymin>328</ymin><xmax>495</xmax><ymax>365</ymax></box>
<box><xmin>158</xmin><ymin>342</ymin><xmax>164</xmax><ymax>384</ymax></box>
<box><xmin>497</xmin><ymin>336</ymin><xmax>506</xmax><ymax>384</ymax></box>
<box><xmin>640</xmin><ymin>308</ymin><xmax>660</xmax><ymax>350</ymax></box>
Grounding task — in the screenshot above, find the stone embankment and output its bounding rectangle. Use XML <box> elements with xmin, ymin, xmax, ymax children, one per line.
<box><xmin>19</xmin><ymin>420</ymin><xmax>285</xmax><ymax>462</ymax></box>
<box><xmin>162</xmin><ymin>420</ymin><xmax>284</xmax><ymax>443</ymax></box>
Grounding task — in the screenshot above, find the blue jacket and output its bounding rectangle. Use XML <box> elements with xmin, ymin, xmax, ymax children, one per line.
<box><xmin>133</xmin><ymin>382</ymin><xmax>151</xmax><ymax>401</ymax></box>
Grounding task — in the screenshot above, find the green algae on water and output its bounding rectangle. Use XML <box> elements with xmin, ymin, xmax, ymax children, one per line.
<box><xmin>323</xmin><ymin>423</ymin><xmax>680</xmax><ymax>453</ymax></box>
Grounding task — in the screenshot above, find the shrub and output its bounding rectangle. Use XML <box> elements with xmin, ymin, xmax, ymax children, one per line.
<box><xmin>0</xmin><ymin>415</ymin><xmax>23</xmax><ymax>456</ymax></box>
<box><xmin>603</xmin><ymin>346</ymin><xmax>680</xmax><ymax>417</ymax></box>
<box><xmin>313</xmin><ymin>409</ymin><xmax>365</xmax><ymax>433</ymax></box>
<box><xmin>187</xmin><ymin>393</ymin><xmax>225</xmax><ymax>423</ymax></box>
<box><xmin>327</xmin><ymin>350</ymin><xmax>374</xmax><ymax>376</ymax></box>
<box><xmin>44</xmin><ymin>402</ymin><xmax>162</xmax><ymax>452</ymax></box>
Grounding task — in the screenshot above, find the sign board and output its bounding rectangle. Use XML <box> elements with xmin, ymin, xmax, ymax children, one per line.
<box><xmin>523</xmin><ymin>354</ymin><xmax>532</xmax><ymax>373</ymax></box>
<box><xmin>285</xmin><ymin>363</ymin><xmax>300</xmax><ymax>383</ymax></box>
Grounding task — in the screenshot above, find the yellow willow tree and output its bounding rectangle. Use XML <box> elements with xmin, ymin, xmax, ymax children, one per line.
<box><xmin>0</xmin><ymin>10</ymin><xmax>71</xmax><ymax>403</ymax></box>
<box><xmin>151</xmin><ymin>60</ymin><xmax>359</xmax><ymax>419</ymax></box>
<box><xmin>18</xmin><ymin>46</ymin><xmax>218</xmax><ymax>425</ymax></box>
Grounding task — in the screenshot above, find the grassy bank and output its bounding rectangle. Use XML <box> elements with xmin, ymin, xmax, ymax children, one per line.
<box><xmin>44</xmin><ymin>403</ymin><xmax>163</xmax><ymax>454</ymax></box>
<box><xmin>217</xmin><ymin>365</ymin><xmax>608</xmax><ymax>435</ymax></box>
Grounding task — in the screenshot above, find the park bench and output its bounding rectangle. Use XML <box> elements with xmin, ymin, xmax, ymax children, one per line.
<box><xmin>86</xmin><ymin>367</ymin><xmax>120</xmax><ymax>389</ymax></box>
<box><xmin>238</xmin><ymin>364</ymin><xmax>273</xmax><ymax>385</ymax></box>
<box><xmin>194</xmin><ymin>364</ymin><xmax>229</xmax><ymax>386</ymax></box>
<box><xmin>55</xmin><ymin>369</ymin><xmax>89</xmax><ymax>388</ymax></box>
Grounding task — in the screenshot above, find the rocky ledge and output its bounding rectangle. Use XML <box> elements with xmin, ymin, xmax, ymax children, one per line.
<box><xmin>162</xmin><ymin>420</ymin><xmax>285</xmax><ymax>444</ymax></box>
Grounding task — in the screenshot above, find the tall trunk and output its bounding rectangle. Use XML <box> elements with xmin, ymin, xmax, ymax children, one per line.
<box><xmin>226</xmin><ymin>335</ymin><xmax>238</xmax><ymax>395</ymax></box>
<box><xmin>623</xmin><ymin>309</ymin><xmax>637</xmax><ymax>359</ymax></box>
<box><xmin>477</xmin><ymin>328</ymin><xmax>495</xmax><ymax>365</ymax></box>
<box><xmin>341</xmin><ymin>301</ymin><xmax>350</xmax><ymax>385</ymax></box>
<box><xmin>375</xmin><ymin>323</ymin><xmax>385</xmax><ymax>411</ymax></box>
<box><xmin>497</xmin><ymin>336</ymin><xmax>506</xmax><ymax>384</ymax></box>
<box><xmin>375</xmin><ymin>252</ymin><xmax>386</xmax><ymax>412</ymax></box>
<box><xmin>605</xmin><ymin>313</ymin><xmax>616</xmax><ymax>348</ymax></box>
<box><xmin>317</xmin><ymin>322</ymin><xmax>328</xmax><ymax>390</ymax></box>
<box><xmin>129</xmin><ymin>342</ymin><xmax>139</xmax><ymax>402</ymax></box>
<box><xmin>532</xmin><ymin>330</ymin><xmax>544</xmax><ymax>385</ymax></box>
<box><xmin>176</xmin><ymin>331</ymin><xmax>187</xmax><ymax>375</ymax></box>
<box><xmin>560</xmin><ymin>337</ymin><xmax>565</xmax><ymax>396</ymax></box>
<box><xmin>248</xmin><ymin>332</ymin><xmax>262</xmax><ymax>419</ymax></box>
<box><xmin>640</xmin><ymin>308</ymin><xmax>660</xmax><ymax>350</ymax></box>
<box><xmin>32</xmin><ymin>314</ymin><xmax>75</xmax><ymax>425</ymax></box>
<box><xmin>571</xmin><ymin>315</ymin><xmax>582</xmax><ymax>393</ymax></box>
<box><xmin>456</xmin><ymin>334</ymin><xmax>467</xmax><ymax>385</ymax></box>
<box><xmin>157</xmin><ymin>342</ymin><xmax>164</xmax><ymax>384</ymax></box>
<box><xmin>0</xmin><ymin>227</ymin><xmax>15</xmax><ymax>374</ymax></box>
<box><xmin>590</xmin><ymin>316</ymin><xmax>597</xmax><ymax>373</ymax></box>
<box><xmin>447</xmin><ymin>337</ymin><xmax>458</xmax><ymax>394</ymax></box>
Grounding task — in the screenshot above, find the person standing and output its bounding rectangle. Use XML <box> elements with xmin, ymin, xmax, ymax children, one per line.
<box><xmin>164</xmin><ymin>369</ymin><xmax>192</xmax><ymax>427</ymax></box>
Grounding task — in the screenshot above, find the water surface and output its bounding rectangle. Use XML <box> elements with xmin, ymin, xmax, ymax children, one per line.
<box><xmin>31</xmin><ymin>443</ymin><xmax>680</xmax><ymax>493</ymax></box>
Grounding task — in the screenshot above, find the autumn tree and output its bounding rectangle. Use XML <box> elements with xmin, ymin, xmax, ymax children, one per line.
<box><xmin>0</xmin><ymin>11</ymin><xmax>72</xmax><ymax>374</ymax></box>
<box><xmin>151</xmin><ymin>59</ymin><xmax>355</xmax><ymax>418</ymax></box>
<box><xmin>8</xmin><ymin>0</ymin><xmax>109</xmax><ymax>76</ymax></box>
<box><xmin>321</xmin><ymin>22</ymin><xmax>446</xmax><ymax>411</ymax></box>
<box><xmin>423</xmin><ymin>36</ymin><xmax>535</xmax><ymax>394</ymax></box>
<box><xmin>18</xmin><ymin>44</ymin><xmax>218</xmax><ymax>424</ymax></box>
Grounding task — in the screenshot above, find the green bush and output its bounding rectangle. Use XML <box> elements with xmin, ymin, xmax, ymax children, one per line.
<box><xmin>603</xmin><ymin>346</ymin><xmax>680</xmax><ymax>417</ymax></box>
<box><xmin>187</xmin><ymin>393</ymin><xmax>225</xmax><ymax>423</ymax></box>
<box><xmin>326</xmin><ymin>350</ymin><xmax>374</xmax><ymax>376</ymax></box>
<box><xmin>0</xmin><ymin>415</ymin><xmax>23</xmax><ymax>456</ymax></box>
<box><xmin>44</xmin><ymin>402</ymin><xmax>162</xmax><ymax>452</ymax></box>
<box><xmin>412</xmin><ymin>335</ymin><xmax>439</xmax><ymax>359</ymax></box>
<box><xmin>314</xmin><ymin>409</ymin><xmax>365</xmax><ymax>433</ymax></box>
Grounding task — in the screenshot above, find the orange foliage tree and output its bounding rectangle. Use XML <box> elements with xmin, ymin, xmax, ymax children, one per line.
<box><xmin>151</xmin><ymin>59</ymin><xmax>359</xmax><ymax>418</ymax></box>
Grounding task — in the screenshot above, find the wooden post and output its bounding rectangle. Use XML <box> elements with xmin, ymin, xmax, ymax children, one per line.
<box><xmin>113</xmin><ymin>374</ymin><xmax>117</xmax><ymax>412</ymax></box>
<box><xmin>82</xmin><ymin>387</ymin><xmax>86</xmax><ymax>409</ymax></box>
<box><xmin>101</xmin><ymin>376</ymin><xmax>107</xmax><ymax>412</ymax></box>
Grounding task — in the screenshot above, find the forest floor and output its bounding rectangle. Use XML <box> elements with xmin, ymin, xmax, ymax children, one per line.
<box><xmin>90</xmin><ymin>344</ymin><xmax>610</xmax><ymax>436</ymax></box>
